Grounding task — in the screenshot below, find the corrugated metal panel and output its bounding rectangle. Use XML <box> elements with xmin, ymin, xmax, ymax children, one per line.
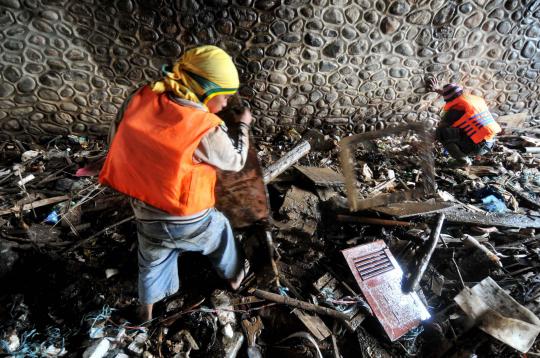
<box><xmin>342</xmin><ymin>240</ymin><xmax>430</xmax><ymax>341</ymax></box>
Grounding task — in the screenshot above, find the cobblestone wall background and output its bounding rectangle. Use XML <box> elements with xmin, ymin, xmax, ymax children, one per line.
<box><xmin>1</xmin><ymin>0</ymin><xmax>539</xmax><ymax>141</ymax></box>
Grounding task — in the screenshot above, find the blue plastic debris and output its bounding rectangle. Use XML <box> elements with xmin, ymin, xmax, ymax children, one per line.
<box><xmin>482</xmin><ymin>195</ymin><xmax>507</xmax><ymax>213</ymax></box>
<box><xmin>44</xmin><ymin>210</ymin><xmax>59</xmax><ymax>224</ymax></box>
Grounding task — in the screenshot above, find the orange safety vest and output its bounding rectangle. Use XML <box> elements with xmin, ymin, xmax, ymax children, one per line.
<box><xmin>99</xmin><ymin>85</ymin><xmax>223</xmax><ymax>216</ymax></box>
<box><xmin>444</xmin><ymin>94</ymin><xmax>501</xmax><ymax>144</ymax></box>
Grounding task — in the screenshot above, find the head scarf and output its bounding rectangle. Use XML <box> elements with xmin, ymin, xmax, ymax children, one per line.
<box><xmin>442</xmin><ymin>83</ymin><xmax>464</xmax><ymax>102</ymax></box>
<box><xmin>151</xmin><ymin>45</ymin><xmax>239</xmax><ymax>109</ymax></box>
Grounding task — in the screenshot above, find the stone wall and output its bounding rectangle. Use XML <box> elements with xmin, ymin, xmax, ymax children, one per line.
<box><xmin>1</xmin><ymin>0</ymin><xmax>539</xmax><ymax>141</ymax></box>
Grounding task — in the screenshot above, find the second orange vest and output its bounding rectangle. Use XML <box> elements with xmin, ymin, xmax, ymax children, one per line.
<box><xmin>99</xmin><ymin>85</ymin><xmax>223</xmax><ymax>216</ymax></box>
<box><xmin>444</xmin><ymin>94</ymin><xmax>501</xmax><ymax>144</ymax></box>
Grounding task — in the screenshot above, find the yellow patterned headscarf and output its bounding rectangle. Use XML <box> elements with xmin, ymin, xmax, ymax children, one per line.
<box><xmin>151</xmin><ymin>45</ymin><xmax>239</xmax><ymax>108</ymax></box>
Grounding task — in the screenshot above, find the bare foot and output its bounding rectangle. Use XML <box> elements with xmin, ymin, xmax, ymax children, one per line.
<box><xmin>228</xmin><ymin>260</ymin><xmax>249</xmax><ymax>291</ymax></box>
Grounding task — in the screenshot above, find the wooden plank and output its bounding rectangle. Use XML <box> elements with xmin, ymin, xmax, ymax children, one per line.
<box><xmin>295</xmin><ymin>166</ymin><xmax>345</xmax><ymax>187</ymax></box>
<box><xmin>0</xmin><ymin>195</ymin><xmax>70</xmax><ymax>216</ymax></box>
<box><xmin>292</xmin><ymin>309</ymin><xmax>332</xmax><ymax>341</ymax></box>
<box><xmin>373</xmin><ymin>201</ymin><xmax>456</xmax><ymax>218</ymax></box>
<box><xmin>445</xmin><ymin>208</ymin><xmax>540</xmax><ymax>229</ymax></box>
<box><xmin>497</xmin><ymin>112</ymin><xmax>528</xmax><ymax>129</ymax></box>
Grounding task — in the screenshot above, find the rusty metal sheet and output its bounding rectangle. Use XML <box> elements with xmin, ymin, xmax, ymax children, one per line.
<box><xmin>214</xmin><ymin>106</ymin><xmax>270</xmax><ymax>229</ymax></box>
<box><xmin>342</xmin><ymin>240</ymin><xmax>430</xmax><ymax>341</ymax></box>
<box><xmin>215</xmin><ymin>144</ymin><xmax>269</xmax><ymax>229</ymax></box>
<box><xmin>373</xmin><ymin>201</ymin><xmax>456</xmax><ymax>218</ymax></box>
<box><xmin>339</xmin><ymin>123</ymin><xmax>436</xmax><ymax>211</ymax></box>
<box><xmin>294</xmin><ymin>166</ymin><xmax>345</xmax><ymax>187</ymax></box>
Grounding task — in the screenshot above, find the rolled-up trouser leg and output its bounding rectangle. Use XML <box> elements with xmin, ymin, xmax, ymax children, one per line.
<box><xmin>204</xmin><ymin>210</ymin><xmax>244</xmax><ymax>280</ymax></box>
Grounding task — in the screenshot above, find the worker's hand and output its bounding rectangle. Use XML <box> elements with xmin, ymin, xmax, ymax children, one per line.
<box><xmin>426</xmin><ymin>78</ymin><xmax>442</xmax><ymax>94</ymax></box>
<box><xmin>235</xmin><ymin>108</ymin><xmax>253</xmax><ymax>126</ymax></box>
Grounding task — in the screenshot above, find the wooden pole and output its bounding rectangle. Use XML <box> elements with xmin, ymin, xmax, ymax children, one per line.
<box><xmin>263</xmin><ymin>140</ymin><xmax>311</xmax><ymax>184</ymax></box>
<box><xmin>403</xmin><ymin>213</ymin><xmax>445</xmax><ymax>292</ymax></box>
<box><xmin>336</xmin><ymin>214</ymin><xmax>414</xmax><ymax>227</ymax></box>
<box><xmin>251</xmin><ymin>289</ymin><xmax>350</xmax><ymax>321</ymax></box>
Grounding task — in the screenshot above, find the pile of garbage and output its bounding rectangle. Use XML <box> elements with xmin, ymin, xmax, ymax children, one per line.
<box><xmin>1</xmin><ymin>117</ymin><xmax>540</xmax><ymax>357</ymax></box>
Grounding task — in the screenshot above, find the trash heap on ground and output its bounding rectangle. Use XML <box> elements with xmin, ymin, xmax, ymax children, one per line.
<box><xmin>2</xmin><ymin>115</ymin><xmax>540</xmax><ymax>357</ymax></box>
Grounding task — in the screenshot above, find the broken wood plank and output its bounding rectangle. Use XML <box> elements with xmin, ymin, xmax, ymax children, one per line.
<box><xmin>373</xmin><ymin>201</ymin><xmax>456</xmax><ymax>218</ymax></box>
<box><xmin>497</xmin><ymin>112</ymin><xmax>528</xmax><ymax>129</ymax></box>
<box><xmin>403</xmin><ymin>213</ymin><xmax>445</xmax><ymax>292</ymax></box>
<box><xmin>445</xmin><ymin>208</ymin><xmax>540</xmax><ymax>229</ymax></box>
<box><xmin>465</xmin><ymin>166</ymin><xmax>500</xmax><ymax>176</ymax></box>
<box><xmin>313</xmin><ymin>273</ymin><xmax>365</xmax><ymax>331</ymax></box>
<box><xmin>505</xmin><ymin>183</ymin><xmax>540</xmax><ymax>209</ymax></box>
<box><xmin>336</xmin><ymin>214</ymin><xmax>415</xmax><ymax>227</ymax></box>
<box><xmin>251</xmin><ymin>288</ymin><xmax>350</xmax><ymax>321</ymax></box>
<box><xmin>294</xmin><ymin>166</ymin><xmax>345</xmax><ymax>187</ymax></box>
<box><xmin>263</xmin><ymin>140</ymin><xmax>311</xmax><ymax>184</ymax></box>
<box><xmin>292</xmin><ymin>309</ymin><xmax>332</xmax><ymax>341</ymax></box>
<box><xmin>0</xmin><ymin>195</ymin><xmax>70</xmax><ymax>216</ymax></box>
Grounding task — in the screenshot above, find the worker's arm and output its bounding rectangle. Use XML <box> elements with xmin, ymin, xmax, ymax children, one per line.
<box><xmin>194</xmin><ymin>110</ymin><xmax>252</xmax><ymax>172</ymax></box>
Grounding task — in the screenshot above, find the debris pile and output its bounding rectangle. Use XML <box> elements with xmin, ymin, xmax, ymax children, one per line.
<box><xmin>1</xmin><ymin>120</ymin><xmax>540</xmax><ymax>357</ymax></box>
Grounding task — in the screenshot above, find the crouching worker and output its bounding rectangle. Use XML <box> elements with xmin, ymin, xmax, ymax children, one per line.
<box><xmin>426</xmin><ymin>78</ymin><xmax>501</xmax><ymax>166</ymax></box>
<box><xmin>99</xmin><ymin>45</ymin><xmax>252</xmax><ymax>322</ymax></box>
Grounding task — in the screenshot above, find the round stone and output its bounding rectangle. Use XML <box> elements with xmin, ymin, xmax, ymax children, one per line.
<box><xmin>17</xmin><ymin>77</ymin><xmax>35</xmax><ymax>92</ymax></box>
<box><xmin>459</xmin><ymin>3</ymin><xmax>473</xmax><ymax>13</ymax></box>
<box><xmin>389</xmin><ymin>1</ymin><xmax>410</xmax><ymax>15</ymax></box>
<box><xmin>304</xmin><ymin>33</ymin><xmax>324</xmax><ymax>47</ymax></box>
<box><xmin>3</xmin><ymin>66</ymin><xmax>20</xmax><ymax>82</ymax></box>
<box><xmin>465</xmin><ymin>12</ymin><xmax>484</xmax><ymax>28</ymax></box>
<box><xmin>254</xmin><ymin>0</ymin><xmax>279</xmax><ymax>10</ymax></box>
<box><xmin>312</xmin><ymin>74</ymin><xmax>325</xmax><ymax>85</ymax></box>
<box><xmin>268</xmin><ymin>73</ymin><xmax>287</xmax><ymax>85</ymax></box>
<box><xmin>319</xmin><ymin>61</ymin><xmax>338</xmax><ymax>72</ymax></box>
<box><xmin>364</xmin><ymin>10</ymin><xmax>379</xmax><ymax>24</ymax></box>
<box><xmin>156</xmin><ymin>40</ymin><xmax>181</xmax><ymax>57</ymax></box>
<box><xmin>323</xmin><ymin>7</ymin><xmax>344</xmax><ymax>24</ymax></box>
<box><xmin>371</xmin><ymin>41</ymin><xmax>391</xmax><ymax>54</ymax></box>
<box><xmin>341</xmin><ymin>25</ymin><xmax>357</xmax><ymax>40</ymax></box>
<box><xmin>395</xmin><ymin>42</ymin><xmax>414</xmax><ymax>56</ymax></box>
<box><xmin>3</xmin><ymin>39</ymin><xmax>23</xmax><ymax>51</ymax></box>
<box><xmin>306</xmin><ymin>19</ymin><xmax>323</xmax><ymax>30</ymax></box>
<box><xmin>458</xmin><ymin>45</ymin><xmax>483</xmax><ymax>58</ymax></box>
<box><xmin>345</xmin><ymin>6</ymin><xmax>361</xmax><ymax>23</ymax></box>
<box><xmin>407</xmin><ymin>9</ymin><xmax>431</xmax><ymax>25</ymax></box>
<box><xmin>323</xmin><ymin>40</ymin><xmax>345</xmax><ymax>57</ymax></box>
<box><xmin>0</xmin><ymin>83</ymin><xmax>14</xmax><ymax>97</ymax></box>
<box><xmin>39</xmin><ymin>72</ymin><xmax>62</xmax><ymax>87</ymax></box>
<box><xmin>497</xmin><ymin>21</ymin><xmax>512</xmax><ymax>34</ymax></box>
<box><xmin>433</xmin><ymin>4</ymin><xmax>457</xmax><ymax>26</ymax></box>
<box><xmin>270</xmin><ymin>20</ymin><xmax>286</xmax><ymax>36</ymax></box>
<box><xmin>282</xmin><ymin>33</ymin><xmax>301</xmax><ymax>43</ymax></box>
<box><xmin>389</xmin><ymin>67</ymin><xmax>408</xmax><ymax>78</ymax></box>
<box><xmin>522</xmin><ymin>40</ymin><xmax>536</xmax><ymax>58</ymax></box>
<box><xmin>380</xmin><ymin>17</ymin><xmax>400</xmax><ymax>34</ymax></box>
<box><xmin>290</xmin><ymin>94</ymin><xmax>308</xmax><ymax>106</ymax></box>
<box><xmin>38</xmin><ymin>88</ymin><xmax>60</xmax><ymax>101</ymax></box>
<box><xmin>267</xmin><ymin>43</ymin><xmax>286</xmax><ymax>57</ymax></box>
<box><xmin>349</xmin><ymin>41</ymin><xmax>368</xmax><ymax>55</ymax></box>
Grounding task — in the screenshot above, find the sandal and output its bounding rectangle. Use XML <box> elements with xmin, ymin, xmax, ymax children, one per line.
<box><xmin>229</xmin><ymin>259</ymin><xmax>250</xmax><ymax>291</ymax></box>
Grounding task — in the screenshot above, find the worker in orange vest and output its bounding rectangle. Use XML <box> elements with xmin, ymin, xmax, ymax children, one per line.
<box><xmin>426</xmin><ymin>78</ymin><xmax>501</xmax><ymax>166</ymax></box>
<box><xmin>99</xmin><ymin>46</ymin><xmax>252</xmax><ymax>322</ymax></box>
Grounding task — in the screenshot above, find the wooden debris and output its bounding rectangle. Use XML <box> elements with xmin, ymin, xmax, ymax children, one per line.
<box><xmin>373</xmin><ymin>201</ymin><xmax>456</xmax><ymax>218</ymax></box>
<box><xmin>497</xmin><ymin>112</ymin><xmax>528</xmax><ymax>129</ymax></box>
<box><xmin>292</xmin><ymin>309</ymin><xmax>332</xmax><ymax>341</ymax></box>
<box><xmin>445</xmin><ymin>208</ymin><xmax>540</xmax><ymax>229</ymax></box>
<box><xmin>403</xmin><ymin>213</ymin><xmax>445</xmax><ymax>292</ymax></box>
<box><xmin>251</xmin><ymin>288</ymin><xmax>350</xmax><ymax>321</ymax></box>
<box><xmin>463</xmin><ymin>235</ymin><xmax>503</xmax><ymax>267</ymax></box>
<box><xmin>0</xmin><ymin>195</ymin><xmax>70</xmax><ymax>216</ymax></box>
<box><xmin>313</xmin><ymin>273</ymin><xmax>365</xmax><ymax>331</ymax></box>
<box><xmin>263</xmin><ymin>140</ymin><xmax>311</xmax><ymax>184</ymax></box>
<box><xmin>336</xmin><ymin>214</ymin><xmax>416</xmax><ymax>227</ymax></box>
<box><xmin>294</xmin><ymin>166</ymin><xmax>345</xmax><ymax>187</ymax></box>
